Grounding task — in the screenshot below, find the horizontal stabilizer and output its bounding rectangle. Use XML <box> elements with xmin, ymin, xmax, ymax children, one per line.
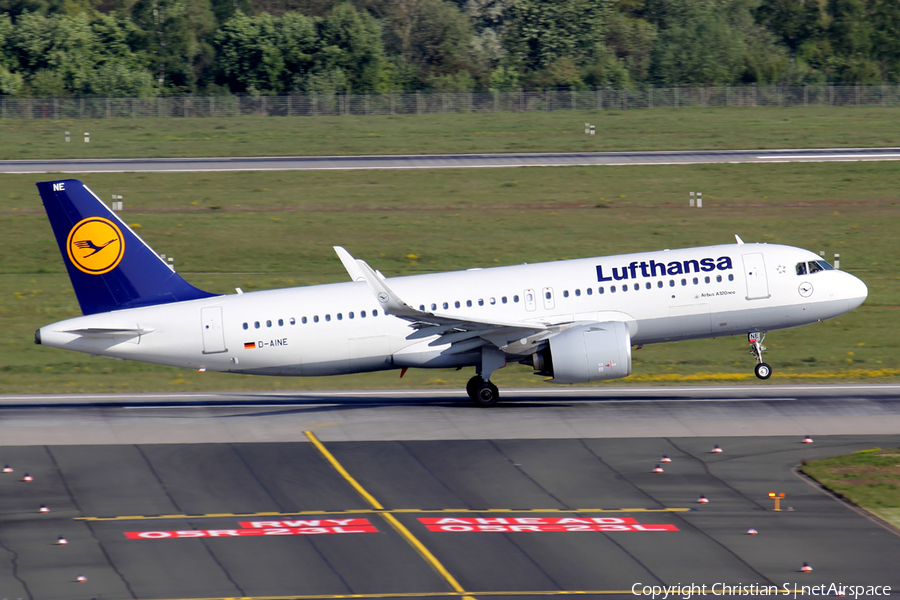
<box><xmin>62</xmin><ymin>327</ymin><xmax>154</xmax><ymax>337</ymax></box>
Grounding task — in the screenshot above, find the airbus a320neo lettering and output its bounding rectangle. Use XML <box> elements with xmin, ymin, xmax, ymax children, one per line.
<box><xmin>35</xmin><ymin>180</ymin><xmax>868</xmax><ymax>406</ymax></box>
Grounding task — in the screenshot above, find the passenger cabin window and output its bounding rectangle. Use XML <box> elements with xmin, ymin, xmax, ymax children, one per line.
<box><xmin>563</xmin><ymin>290</ymin><xmax>569</xmax><ymax>298</ymax></box>
<box><xmin>290</xmin><ymin>317</ymin><xmax>296</xmax><ymax>325</ymax></box>
<box><xmin>242</xmin><ymin>323</ymin><xmax>248</xmax><ymax>330</ymax></box>
<box><xmin>278</xmin><ymin>319</ymin><xmax>284</xmax><ymax>326</ymax></box>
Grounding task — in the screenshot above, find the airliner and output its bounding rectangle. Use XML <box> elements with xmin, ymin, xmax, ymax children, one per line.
<box><xmin>35</xmin><ymin>179</ymin><xmax>868</xmax><ymax>406</ymax></box>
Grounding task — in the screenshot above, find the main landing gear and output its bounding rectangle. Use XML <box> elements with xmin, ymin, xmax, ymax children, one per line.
<box><xmin>749</xmin><ymin>332</ymin><xmax>772</xmax><ymax>380</ymax></box>
<box><xmin>466</xmin><ymin>346</ymin><xmax>505</xmax><ymax>407</ymax></box>
<box><xmin>466</xmin><ymin>375</ymin><xmax>499</xmax><ymax>407</ymax></box>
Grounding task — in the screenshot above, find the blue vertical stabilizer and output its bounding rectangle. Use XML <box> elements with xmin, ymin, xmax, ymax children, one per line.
<box><xmin>37</xmin><ymin>179</ymin><xmax>217</xmax><ymax>315</ymax></box>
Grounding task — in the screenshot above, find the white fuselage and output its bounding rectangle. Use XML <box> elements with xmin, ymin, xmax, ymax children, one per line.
<box><xmin>38</xmin><ymin>243</ymin><xmax>868</xmax><ymax>378</ymax></box>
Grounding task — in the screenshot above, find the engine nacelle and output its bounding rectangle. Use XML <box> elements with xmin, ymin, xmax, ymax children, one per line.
<box><xmin>533</xmin><ymin>321</ymin><xmax>632</xmax><ymax>384</ymax></box>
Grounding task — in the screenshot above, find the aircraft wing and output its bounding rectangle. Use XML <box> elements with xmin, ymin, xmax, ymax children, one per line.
<box><xmin>340</xmin><ymin>249</ymin><xmax>551</xmax><ymax>354</ymax></box>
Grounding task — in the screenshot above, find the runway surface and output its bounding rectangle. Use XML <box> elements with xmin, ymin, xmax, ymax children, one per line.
<box><xmin>1</xmin><ymin>384</ymin><xmax>899</xmax><ymax>445</ymax></box>
<box><xmin>1</xmin><ymin>385</ymin><xmax>898</xmax><ymax>600</ymax></box>
<box><xmin>3</xmin><ymin>147</ymin><xmax>900</xmax><ymax>174</ymax></box>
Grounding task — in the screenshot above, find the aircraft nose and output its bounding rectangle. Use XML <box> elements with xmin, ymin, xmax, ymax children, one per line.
<box><xmin>845</xmin><ymin>272</ymin><xmax>868</xmax><ymax>310</ymax></box>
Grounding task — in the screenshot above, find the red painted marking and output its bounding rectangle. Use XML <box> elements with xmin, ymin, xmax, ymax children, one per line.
<box><xmin>418</xmin><ymin>517</ymin><xmax>677</xmax><ymax>533</ymax></box>
<box><xmin>125</xmin><ymin>524</ymin><xmax>377</xmax><ymax>539</ymax></box>
<box><xmin>239</xmin><ymin>519</ymin><xmax>372</xmax><ymax>528</ymax></box>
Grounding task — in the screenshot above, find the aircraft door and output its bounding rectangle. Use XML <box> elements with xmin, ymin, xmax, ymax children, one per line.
<box><xmin>201</xmin><ymin>306</ymin><xmax>228</xmax><ymax>354</ymax></box>
<box><xmin>742</xmin><ymin>253</ymin><xmax>770</xmax><ymax>300</ymax></box>
<box><xmin>524</xmin><ymin>288</ymin><xmax>536</xmax><ymax>312</ymax></box>
<box><xmin>542</xmin><ymin>287</ymin><xmax>555</xmax><ymax>310</ymax></box>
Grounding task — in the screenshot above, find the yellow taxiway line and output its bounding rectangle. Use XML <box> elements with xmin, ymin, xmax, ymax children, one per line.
<box><xmin>304</xmin><ymin>430</ymin><xmax>473</xmax><ymax>600</ymax></box>
<box><xmin>76</xmin><ymin>507</ymin><xmax>689</xmax><ymax>522</ymax></box>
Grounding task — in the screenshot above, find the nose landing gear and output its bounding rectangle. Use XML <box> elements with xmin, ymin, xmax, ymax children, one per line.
<box><xmin>749</xmin><ymin>332</ymin><xmax>772</xmax><ymax>380</ymax></box>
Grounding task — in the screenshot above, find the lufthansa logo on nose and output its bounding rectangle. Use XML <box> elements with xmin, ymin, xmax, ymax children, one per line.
<box><xmin>66</xmin><ymin>216</ymin><xmax>125</xmax><ymax>275</ymax></box>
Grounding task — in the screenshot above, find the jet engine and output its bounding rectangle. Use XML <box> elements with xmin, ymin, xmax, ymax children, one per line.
<box><xmin>529</xmin><ymin>321</ymin><xmax>632</xmax><ymax>384</ymax></box>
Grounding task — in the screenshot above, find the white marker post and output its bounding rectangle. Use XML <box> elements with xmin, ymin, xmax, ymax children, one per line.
<box><xmin>84</xmin><ymin>132</ymin><xmax>90</xmax><ymax>143</ymax></box>
<box><xmin>65</xmin><ymin>131</ymin><xmax>70</xmax><ymax>143</ymax></box>
<box><xmin>690</xmin><ymin>192</ymin><xmax>695</xmax><ymax>207</ymax></box>
<box><xmin>585</xmin><ymin>123</ymin><xmax>590</xmax><ymax>134</ymax></box>
<box><xmin>590</xmin><ymin>125</ymin><xmax>595</xmax><ymax>135</ymax></box>
<box><xmin>697</xmin><ymin>193</ymin><xmax>702</xmax><ymax>208</ymax></box>
<box><xmin>834</xmin><ymin>253</ymin><xmax>840</xmax><ymax>269</ymax></box>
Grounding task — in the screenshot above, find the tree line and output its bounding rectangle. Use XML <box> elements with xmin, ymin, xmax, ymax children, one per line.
<box><xmin>0</xmin><ymin>0</ymin><xmax>898</xmax><ymax>97</ymax></box>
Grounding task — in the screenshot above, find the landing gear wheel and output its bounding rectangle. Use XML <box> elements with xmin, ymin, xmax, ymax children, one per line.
<box><xmin>466</xmin><ymin>375</ymin><xmax>484</xmax><ymax>401</ymax></box>
<box><xmin>755</xmin><ymin>362</ymin><xmax>772</xmax><ymax>380</ymax></box>
<box><xmin>472</xmin><ymin>381</ymin><xmax>499</xmax><ymax>407</ymax></box>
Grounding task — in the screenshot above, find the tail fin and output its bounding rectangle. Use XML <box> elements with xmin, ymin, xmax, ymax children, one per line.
<box><xmin>37</xmin><ymin>179</ymin><xmax>217</xmax><ymax>315</ymax></box>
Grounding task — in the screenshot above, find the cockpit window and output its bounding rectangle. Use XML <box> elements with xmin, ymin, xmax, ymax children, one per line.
<box><xmin>800</xmin><ymin>260</ymin><xmax>834</xmax><ymax>275</ymax></box>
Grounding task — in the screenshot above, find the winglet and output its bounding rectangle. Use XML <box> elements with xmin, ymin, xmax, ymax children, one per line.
<box><xmin>353</xmin><ymin>259</ymin><xmax>422</xmax><ymax>319</ymax></box>
<box><xmin>735</xmin><ymin>235</ymin><xmax>745</xmax><ymax>245</ymax></box>
<box><xmin>334</xmin><ymin>246</ymin><xmax>366</xmax><ymax>282</ymax></box>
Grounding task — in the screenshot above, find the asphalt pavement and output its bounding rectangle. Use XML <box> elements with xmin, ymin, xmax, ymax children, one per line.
<box><xmin>3</xmin><ymin>147</ymin><xmax>900</xmax><ymax>173</ymax></box>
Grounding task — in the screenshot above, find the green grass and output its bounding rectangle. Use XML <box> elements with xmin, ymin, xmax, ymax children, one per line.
<box><xmin>1</xmin><ymin>160</ymin><xmax>898</xmax><ymax>394</ymax></box>
<box><xmin>802</xmin><ymin>449</ymin><xmax>900</xmax><ymax>529</ymax></box>
<box><xmin>2</xmin><ymin>106</ymin><xmax>900</xmax><ymax>159</ymax></box>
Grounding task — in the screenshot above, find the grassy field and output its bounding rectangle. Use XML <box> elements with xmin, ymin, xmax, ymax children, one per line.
<box><xmin>802</xmin><ymin>448</ymin><xmax>900</xmax><ymax>529</ymax></box>
<box><xmin>2</xmin><ymin>158</ymin><xmax>898</xmax><ymax>394</ymax></box>
<box><xmin>1</xmin><ymin>106</ymin><xmax>900</xmax><ymax>159</ymax></box>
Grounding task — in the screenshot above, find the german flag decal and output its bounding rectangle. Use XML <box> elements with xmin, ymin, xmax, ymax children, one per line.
<box><xmin>244</xmin><ymin>342</ymin><xmax>256</xmax><ymax>349</ymax></box>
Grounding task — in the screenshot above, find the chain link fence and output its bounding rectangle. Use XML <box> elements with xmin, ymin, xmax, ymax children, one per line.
<box><xmin>2</xmin><ymin>84</ymin><xmax>899</xmax><ymax>120</ymax></box>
